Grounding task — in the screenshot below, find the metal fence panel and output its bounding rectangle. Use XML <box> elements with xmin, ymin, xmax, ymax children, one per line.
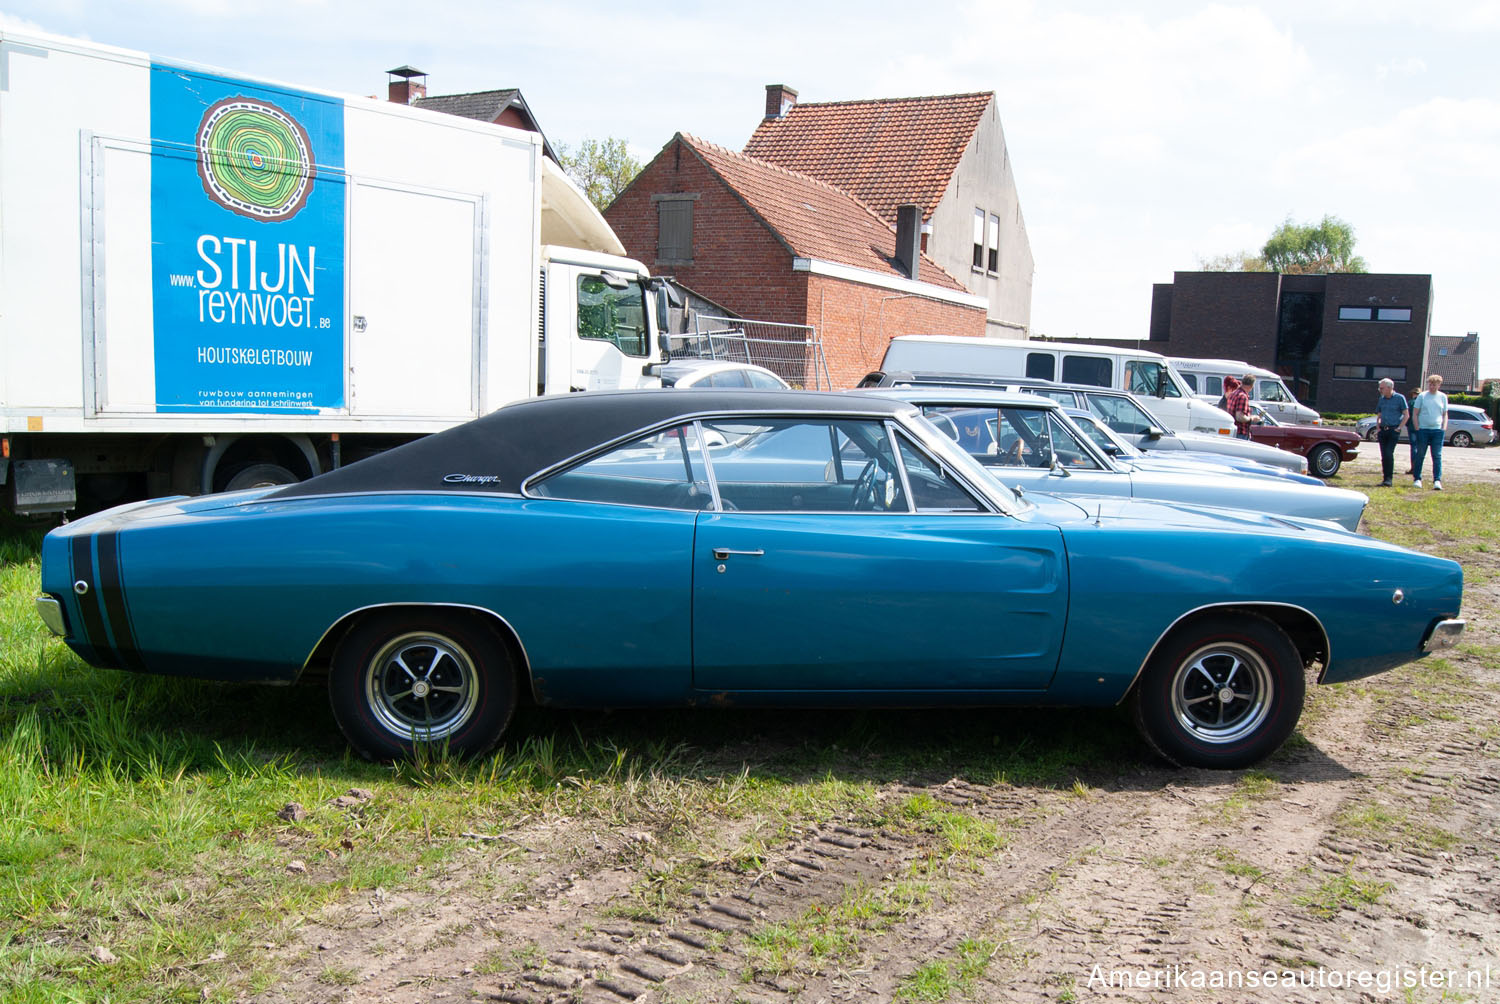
<box><xmin>671</xmin><ymin>315</ymin><xmax>831</xmax><ymax>390</ymax></box>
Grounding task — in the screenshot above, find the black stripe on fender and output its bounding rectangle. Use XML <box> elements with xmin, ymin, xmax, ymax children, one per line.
<box><xmin>69</xmin><ymin>535</ymin><xmax>114</xmax><ymax>665</ymax></box>
<box><xmin>96</xmin><ymin>531</ymin><xmax>145</xmax><ymax>672</ymax></box>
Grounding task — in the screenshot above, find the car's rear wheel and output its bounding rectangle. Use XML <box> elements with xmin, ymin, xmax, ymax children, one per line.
<box><xmin>1451</xmin><ymin>430</ymin><xmax>1473</xmax><ymax>448</ymax></box>
<box><xmin>330</xmin><ymin>610</ymin><xmax>516</xmax><ymax>761</ymax></box>
<box><xmin>1131</xmin><ymin>613</ymin><xmax>1304</xmax><ymax>769</ymax></box>
<box><xmin>1308</xmin><ymin>444</ymin><xmax>1342</xmax><ymax>478</ymax></box>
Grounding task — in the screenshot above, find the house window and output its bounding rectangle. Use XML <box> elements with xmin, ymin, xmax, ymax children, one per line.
<box><xmin>972</xmin><ymin>209</ymin><xmax>985</xmax><ymax>270</ymax></box>
<box><xmin>1338</xmin><ymin>305</ymin><xmax>1412</xmax><ymax>322</ymax></box>
<box><xmin>986</xmin><ymin>214</ymin><xmax>1000</xmax><ymax>274</ymax></box>
<box><xmin>653</xmin><ymin>193</ymin><xmax>698</xmax><ymax>265</ymax></box>
<box><xmin>1333</xmin><ymin>364</ymin><xmax>1407</xmax><ymax>381</ymax></box>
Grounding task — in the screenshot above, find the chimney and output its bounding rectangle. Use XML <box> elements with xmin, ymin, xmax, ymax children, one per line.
<box><xmin>764</xmin><ymin>84</ymin><xmax>798</xmax><ymax>120</ymax></box>
<box><xmin>386</xmin><ymin>65</ymin><xmax>427</xmax><ymax>104</ymax></box>
<box><xmin>895</xmin><ymin>204</ymin><xmax>922</xmax><ymax>281</ymax></box>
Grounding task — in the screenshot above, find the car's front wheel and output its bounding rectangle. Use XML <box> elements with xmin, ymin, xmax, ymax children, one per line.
<box><xmin>1308</xmin><ymin>443</ymin><xmax>1342</xmax><ymax>478</ymax></box>
<box><xmin>1450</xmin><ymin>430</ymin><xmax>1473</xmax><ymax>448</ymax></box>
<box><xmin>1363</xmin><ymin>425</ymin><xmax>1379</xmax><ymax>442</ymax></box>
<box><xmin>330</xmin><ymin>610</ymin><xmax>516</xmax><ymax>761</ymax></box>
<box><xmin>1131</xmin><ymin>613</ymin><xmax>1305</xmax><ymax>769</ymax></box>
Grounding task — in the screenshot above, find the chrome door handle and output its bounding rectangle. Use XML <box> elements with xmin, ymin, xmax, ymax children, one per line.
<box><xmin>712</xmin><ymin>548</ymin><xmax>764</xmax><ymax>559</ymax></box>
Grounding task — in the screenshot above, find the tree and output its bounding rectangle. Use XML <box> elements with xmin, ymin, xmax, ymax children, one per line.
<box><xmin>557</xmin><ymin>137</ymin><xmax>641</xmax><ymax>214</ymax></box>
<box><xmin>1260</xmin><ymin>215</ymin><xmax>1368</xmax><ymax>274</ymax></box>
<box><xmin>1198</xmin><ymin>250</ymin><xmax>1268</xmax><ymax>272</ymax></box>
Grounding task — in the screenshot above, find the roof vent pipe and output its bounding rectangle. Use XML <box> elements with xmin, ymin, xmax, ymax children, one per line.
<box><xmin>895</xmin><ymin>204</ymin><xmax>922</xmax><ymax>281</ymax></box>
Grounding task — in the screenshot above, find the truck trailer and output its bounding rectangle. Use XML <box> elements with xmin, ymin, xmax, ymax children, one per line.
<box><xmin>0</xmin><ymin>30</ymin><xmax>670</xmax><ymax>515</ymax></box>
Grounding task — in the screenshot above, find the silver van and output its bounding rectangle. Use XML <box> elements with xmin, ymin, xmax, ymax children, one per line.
<box><xmin>1168</xmin><ymin>358</ymin><xmax>1320</xmax><ymax>426</ymax></box>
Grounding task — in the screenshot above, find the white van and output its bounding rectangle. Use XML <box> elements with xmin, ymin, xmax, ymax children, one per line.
<box><xmin>1168</xmin><ymin>358</ymin><xmax>1320</xmax><ymax>425</ymax></box>
<box><xmin>880</xmin><ymin>336</ymin><xmax>1235</xmax><ymax>436</ymax></box>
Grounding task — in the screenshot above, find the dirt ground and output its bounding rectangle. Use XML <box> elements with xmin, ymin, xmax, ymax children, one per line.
<box><xmin>253</xmin><ymin>444</ymin><xmax>1500</xmax><ymax>1004</ymax></box>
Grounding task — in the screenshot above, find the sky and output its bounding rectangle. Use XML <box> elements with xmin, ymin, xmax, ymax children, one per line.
<box><xmin>4</xmin><ymin>1</ymin><xmax>1496</xmax><ymax>376</ymax></box>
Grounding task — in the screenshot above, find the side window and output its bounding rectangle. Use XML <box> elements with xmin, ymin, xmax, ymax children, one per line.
<box><xmin>577</xmin><ymin>276</ymin><xmax>649</xmax><ymax>357</ymax></box>
<box><xmin>920</xmin><ymin>406</ymin><xmax>994</xmax><ymax>457</ymax></box>
<box><xmin>1260</xmin><ymin>382</ymin><xmax>1289</xmax><ymax>403</ymax></box>
<box><xmin>532</xmin><ymin>424</ymin><xmax>712</xmax><ymax>509</ymax></box>
<box><xmin>1205</xmin><ymin>376</ymin><xmax>1223</xmax><ymax>397</ymax></box>
<box><xmin>707</xmin><ymin>369</ymin><xmax>749</xmax><ymax>388</ymax></box>
<box><xmin>698</xmin><ymin>418</ymin><xmax>908</xmax><ymax>513</ymax></box>
<box><xmin>1044</xmin><ymin>414</ymin><xmax>1102</xmax><ymax>469</ymax></box>
<box><xmin>1125</xmin><ymin>360</ymin><xmax>1179</xmax><ymax>398</ymax></box>
<box><xmin>896</xmin><ymin>434</ymin><xmax>983</xmax><ymax>511</ymax></box>
<box><xmin>1087</xmin><ymin>394</ymin><xmax>1157</xmax><ymax>436</ymax></box>
<box><xmin>1025</xmin><ymin>352</ymin><xmax>1056</xmax><ymax>380</ymax></box>
<box><xmin>1181</xmin><ymin>373</ymin><xmax>1198</xmax><ymax>392</ymax></box>
<box><xmin>1061</xmin><ymin>355</ymin><xmax>1111</xmax><ymax>387</ymax></box>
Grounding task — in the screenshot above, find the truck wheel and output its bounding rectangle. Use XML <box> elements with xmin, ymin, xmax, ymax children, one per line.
<box><xmin>329</xmin><ymin>610</ymin><xmax>516</xmax><ymax>761</ymax></box>
<box><xmin>1131</xmin><ymin>613</ymin><xmax>1304</xmax><ymax>769</ymax></box>
<box><xmin>223</xmin><ymin>463</ymin><xmax>298</xmax><ymax>491</ymax></box>
<box><xmin>1308</xmin><ymin>444</ymin><xmax>1341</xmax><ymax>478</ymax></box>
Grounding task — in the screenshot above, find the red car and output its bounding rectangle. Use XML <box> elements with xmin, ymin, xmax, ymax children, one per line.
<box><xmin>1247</xmin><ymin>405</ymin><xmax>1360</xmax><ymax>478</ymax></box>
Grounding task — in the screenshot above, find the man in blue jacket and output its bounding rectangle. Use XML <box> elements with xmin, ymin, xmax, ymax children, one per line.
<box><xmin>1373</xmin><ymin>378</ymin><xmax>1408</xmax><ymax>487</ymax></box>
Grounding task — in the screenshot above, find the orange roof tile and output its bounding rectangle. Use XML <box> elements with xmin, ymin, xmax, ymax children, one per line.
<box><xmin>743</xmin><ymin>92</ymin><xmax>993</xmax><ymax>225</ymax></box>
<box><xmin>679</xmin><ymin>134</ymin><xmax>967</xmax><ymax>293</ymax></box>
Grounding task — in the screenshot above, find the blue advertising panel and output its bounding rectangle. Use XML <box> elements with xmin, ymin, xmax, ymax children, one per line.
<box><xmin>150</xmin><ymin>66</ymin><xmax>346</xmax><ymax>412</ymax></box>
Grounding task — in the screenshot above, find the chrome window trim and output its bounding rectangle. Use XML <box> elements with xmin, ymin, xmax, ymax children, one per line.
<box><xmin>521</xmin><ymin>405</ymin><xmax>918</xmax><ymax>498</ymax></box>
<box><xmin>1117</xmin><ymin>601</ymin><xmax>1331</xmax><ymax>703</ymax></box>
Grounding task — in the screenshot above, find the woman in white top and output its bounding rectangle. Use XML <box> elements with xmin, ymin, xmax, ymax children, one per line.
<box><xmin>1410</xmin><ymin>374</ymin><xmax>1449</xmax><ymax>490</ymax></box>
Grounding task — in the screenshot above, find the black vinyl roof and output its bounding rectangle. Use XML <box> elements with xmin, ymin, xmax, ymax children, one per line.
<box><xmin>271</xmin><ymin>390</ymin><xmax>914</xmax><ymax>499</ymax></box>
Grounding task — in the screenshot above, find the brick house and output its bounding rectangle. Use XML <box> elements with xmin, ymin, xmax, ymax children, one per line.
<box><xmin>1104</xmin><ymin>271</ymin><xmax>1435</xmax><ymax>414</ymax></box>
<box><xmin>1426</xmin><ymin>334</ymin><xmax>1480</xmax><ymax>393</ymax></box>
<box><xmin>385</xmin><ymin>66</ymin><xmax>559</xmax><ymax>161</ymax></box>
<box><xmin>605</xmin><ymin>133</ymin><xmax>987</xmax><ymax>388</ymax></box>
<box><xmin>744</xmin><ymin>86</ymin><xmax>1033</xmax><ymax>339</ymax></box>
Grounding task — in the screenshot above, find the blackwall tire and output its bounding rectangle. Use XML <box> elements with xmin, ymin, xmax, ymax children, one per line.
<box><xmin>1130</xmin><ymin>613</ymin><xmax>1305</xmax><ymax>769</ymax></box>
<box><xmin>330</xmin><ymin>610</ymin><xmax>516</xmax><ymax>761</ymax></box>
<box><xmin>224</xmin><ymin>463</ymin><xmax>299</xmax><ymax>491</ymax></box>
<box><xmin>1308</xmin><ymin>444</ymin><xmax>1342</xmax><ymax>478</ymax></box>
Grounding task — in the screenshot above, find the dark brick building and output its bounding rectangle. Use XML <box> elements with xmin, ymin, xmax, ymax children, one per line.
<box><xmin>1122</xmin><ymin>271</ymin><xmax>1434</xmax><ymax>414</ymax></box>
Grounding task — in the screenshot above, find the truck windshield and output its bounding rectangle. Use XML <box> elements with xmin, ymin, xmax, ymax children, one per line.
<box><xmin>577</xmin><ymin>276</ymin><xmax>650</xmax><ymax>357</ymax></box>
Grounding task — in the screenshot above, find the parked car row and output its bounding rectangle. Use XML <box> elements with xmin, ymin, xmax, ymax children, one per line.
<box><xmin>1354</xmin><ymin>405</ymin><xmax>1495</xmax><ymax>447</ymax></box>
<box><xmin>37</xmin><ymin>389</ymin><xmax>1463</xmax><ymax>772</ymax></box>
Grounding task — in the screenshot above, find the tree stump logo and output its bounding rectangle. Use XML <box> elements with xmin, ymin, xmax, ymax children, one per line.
<box><xmin>196</xmin><ymin>97</ymin><xmax>315</xmax><ymax>221</ymax></box>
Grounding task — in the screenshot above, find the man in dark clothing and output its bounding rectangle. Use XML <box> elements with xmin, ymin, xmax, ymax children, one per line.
<box><xmin>1373</xmin><ymin>377</ymin><xmax>1409</xmax><ymax>487</ymax></box>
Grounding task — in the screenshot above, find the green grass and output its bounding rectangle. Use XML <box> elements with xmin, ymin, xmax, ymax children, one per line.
<box><xmin>1294</xmin><ymin>869</ymin><xmax>1394</xmax><ymax>920</ymax></box>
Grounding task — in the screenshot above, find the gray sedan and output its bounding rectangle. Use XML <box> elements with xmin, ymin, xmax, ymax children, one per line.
<box><xmin>865</xmin><ymin>388</ymin><xmax>1368</xmax><ymax>531</ymax></box>
<box><xmin>1355</xmin><ymin>405</ymin><xmax>1495</xmax><ymax>447</ymax></box>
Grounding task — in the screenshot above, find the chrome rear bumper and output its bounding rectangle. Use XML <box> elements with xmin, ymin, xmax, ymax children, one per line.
<box><xmin>1423</xmin><ymin>619</ymin><xmax>1465</xmax><ymax>653</ymax></box>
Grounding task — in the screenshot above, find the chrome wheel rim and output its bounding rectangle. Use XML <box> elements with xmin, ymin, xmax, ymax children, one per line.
<box><xmin>363</xmin><ymin>631</ymin><xmax>480</xmax><ymax>741</ymax></box>
<box><xmin>1312</xmin><ymin>449</ymin><xmax>1338</xmax><ymax>476</ymax></box>
<box><xmin>1169</xmin><ymin>641</ymin><xmax>1273</xmax><ymax>745</ymax></box>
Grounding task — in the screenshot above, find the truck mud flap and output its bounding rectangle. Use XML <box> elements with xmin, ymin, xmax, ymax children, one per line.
<box><xmin>9</xmin><ymin>459</ymin><xmax>76</xmax><ymax>515</ymax></box>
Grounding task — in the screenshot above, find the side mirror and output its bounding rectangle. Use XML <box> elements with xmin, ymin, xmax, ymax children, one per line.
<box><xmin>1049</xmin><ymin>459</ymin><xmax>1071</xmax><ymax>478</ymax></box>
<box><xmin>1145</xmin><ymin>426</ymin><xmax>1165</xmax><ymax>440</ymax></box>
